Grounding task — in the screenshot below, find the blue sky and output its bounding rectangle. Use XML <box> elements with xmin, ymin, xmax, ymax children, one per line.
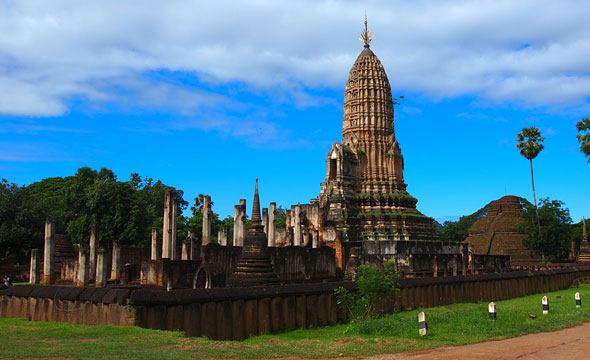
<box><xmin>1</xmin><ymin>0</ymin><xmax>589</xmax><ymax>222</ymax></box>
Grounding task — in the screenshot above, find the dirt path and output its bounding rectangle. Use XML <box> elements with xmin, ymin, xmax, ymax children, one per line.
<box><xmin>367</xmin><ymin>322</ymin><xmax>590</xmax><ymax>360</ymax></box>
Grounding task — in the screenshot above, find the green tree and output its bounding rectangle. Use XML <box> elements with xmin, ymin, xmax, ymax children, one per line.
<box><xmin>0</xmin><ymin>179</ymin><xmax>46</xmax><ymax>263</ymax></box>
<box><xmin>335</xmin><ymin>261</ymin><xmax>400</xmax><ymax>320</ymax></box>
<box><xmin>519</xmin><ymin>198</ymin><xmax>572</xmax><ymax>259</ymax></box>
<box><xmin>516</xmin><ymin>127</ymin><xmax>545</xmax><ymax>207</ymax></box>
<box><xmin>576</xmin><ymin>118</ymin><xmax>590</xmax><ymax>164</ymax></box>
<box><xmin>274</xmin><ymin>205</ymin><xmax>287</xmax><ymax>229</ymax></box>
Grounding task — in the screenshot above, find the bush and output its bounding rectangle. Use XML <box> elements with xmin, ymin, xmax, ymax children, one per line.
<box><xmin>335</xmin><ymin>260</ymin><xmax>400</xmax><ymax>321</ymax></box>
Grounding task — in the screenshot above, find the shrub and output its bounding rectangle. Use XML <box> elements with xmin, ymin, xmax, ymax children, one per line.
<box><xmin>335</xmin><ymin>260</ymin><xmax>400</xmax><ymax>321</ymax></box>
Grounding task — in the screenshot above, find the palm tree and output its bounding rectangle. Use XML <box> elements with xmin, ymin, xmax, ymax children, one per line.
<box><xmin>516</xmin><ymin>127</ymin><xmax>544</xmax><ymax>207</ymax></box>
<box><xmin>576</xmin><ymin>118</ymin><xmax>590</xmax><ymax>164</ymax></box>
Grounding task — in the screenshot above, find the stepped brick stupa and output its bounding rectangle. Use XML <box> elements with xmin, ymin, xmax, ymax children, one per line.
<box><xmin>315</xmin><ymin>17</ymin><xmax>438</xmax><ymax>262</ymax></box>
<box><xmin>228</xmin><ymin>179</ymin><xmax>279</xmax><ymax>287</ymax></box>
<box><xmin>465</xmin><ymin>195</ymin><xmax>530</xmax><ymax>260</ymax></box>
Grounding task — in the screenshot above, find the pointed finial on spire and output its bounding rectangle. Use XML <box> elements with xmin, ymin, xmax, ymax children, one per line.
<box><xmin>251</xmin><ymin>178</ymin><xmax>262</xmax><ymax>225</ymax></box>
<box><xmin>359</xmin><ymin>12</ymin><xmax>374</xmax><ymax>48</ymax></box>
<box><xmin>583</xmin><ymin>217</ymin><xmax>587</xmax><ymax>240</ymax></box>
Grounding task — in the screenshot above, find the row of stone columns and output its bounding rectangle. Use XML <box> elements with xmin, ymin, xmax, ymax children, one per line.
<box><xmin>32</xmin><ymin>222</ymin><xmax>111</xmax><ymax>287</ymax></box>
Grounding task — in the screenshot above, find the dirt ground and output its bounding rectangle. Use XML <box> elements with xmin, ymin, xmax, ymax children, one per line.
<box><xmin>366</xmin><ymin>322</ymin><xmax>590</xmax><ymax>360</ymax></box>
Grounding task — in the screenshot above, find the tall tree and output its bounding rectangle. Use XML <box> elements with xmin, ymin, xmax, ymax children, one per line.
<box><xmin>520</xmin><ymin>198</ymin><xmax>572</xmax><ymax>259</ymax></box>
<box><xmin>516</xmin><ymin>127</ymin><xmax>544</xmax><ymax>207</ymax></box>
<box><xmin>576</xmin><ymin>118</ymin><xmax>590</xmax><ymax>164</ymax></box>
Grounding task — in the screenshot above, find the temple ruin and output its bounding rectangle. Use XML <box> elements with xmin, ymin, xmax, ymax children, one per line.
<box><xmin>465</xmin><ymin>195</ymin><xmax>530</xmax><ymax>260</ymax></box>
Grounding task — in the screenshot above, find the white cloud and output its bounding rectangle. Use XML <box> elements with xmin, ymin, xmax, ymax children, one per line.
<box><xmin>1</xmin><ymin>0</ymin><xmax>590</xmax><ymax>117</ymax></box>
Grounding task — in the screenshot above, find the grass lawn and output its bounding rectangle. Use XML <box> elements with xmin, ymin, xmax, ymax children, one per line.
<box><xmin>0</xmin><ymin>284</ymin><xmax>589</xmax><ymax>359</ymax></box>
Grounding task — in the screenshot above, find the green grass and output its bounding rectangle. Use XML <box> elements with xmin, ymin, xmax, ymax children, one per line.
<box><xmin>1</xmin><ymin>285</ymin><xmax>589</xmax><ymax>359</ymax></box>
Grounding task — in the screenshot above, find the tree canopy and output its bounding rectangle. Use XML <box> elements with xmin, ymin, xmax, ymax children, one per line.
<box><xmin>516</xmin><ymin>126</ymin><xmax>544</xmax><ymax>207</ymax></box>
<box><xmin>0</xmin><ymin>167</ymin><xmax>187</xmax><ymax>263</ymax></box>
<box><xmin>519</xmin><ymin>198</ymin><xmax>572</xmax><ymax>259</ymax></box>
<box><xmin>516</xmin><ymin>127</ymin><xmax>545</xmax><ymax>160</ymax></box>
<box><xmin>576</xmin><ymin>118</ymin><xmax>590</xmax><ymax>164</ymax></box>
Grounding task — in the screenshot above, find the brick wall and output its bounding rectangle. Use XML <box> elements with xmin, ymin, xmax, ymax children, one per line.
<box><xmin>2</xmin><ymin>267</ymin><xmax>589</xmax><ymax>340</ymax></box>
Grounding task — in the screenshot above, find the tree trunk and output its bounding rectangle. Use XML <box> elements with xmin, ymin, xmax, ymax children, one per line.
<box><xmin>529</xmin><ymin>159</ymin><xmax>537</xmax><ymax>207</ymax></box>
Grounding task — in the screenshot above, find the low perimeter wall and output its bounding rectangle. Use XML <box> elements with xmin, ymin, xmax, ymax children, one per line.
<box><xmin>2</xmin><ymin>268</ymin><xmax>590</xmax><ymax>340</ymax></box>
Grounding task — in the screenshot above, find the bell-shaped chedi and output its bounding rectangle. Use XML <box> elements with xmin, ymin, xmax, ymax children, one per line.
<box><xmin>227</xmin><ymin>179</ymin><xmax>279</xmax><ymax>287</ymax></box>
<box><xmin>465</xmin><ymin>196</ymin><xmax>530</xmax><ymax>260</ymax></box>
<box><xmin>317</xmin><ymin>17</ymin><xmax>438</xmax><ymax>245</ymax></box>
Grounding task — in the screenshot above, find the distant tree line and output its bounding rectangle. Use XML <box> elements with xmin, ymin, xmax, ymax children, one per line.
<box><xmin>0</xmin><ymin>167</ymin><xmax>294</xmax><ymax>264</ymax></box>
<box><xmin>0</xmin><ymin>167</ymin><xmax>191</xmax><ymax>264</ymax></box>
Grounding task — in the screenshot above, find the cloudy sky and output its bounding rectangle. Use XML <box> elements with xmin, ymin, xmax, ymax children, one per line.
<box><xmin>1</xmin><ymin>0</ymin><xmax>589</xmax><ymax>222</ymax></box>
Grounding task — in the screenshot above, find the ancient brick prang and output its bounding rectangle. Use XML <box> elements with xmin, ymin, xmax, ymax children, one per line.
<box><xmin>315</xmin><ymin>29</ymin><xmax>438</xmax><ymax>264</ymax></box>
<box><xmin>465</xmin><ymin>195</ymin><xmax>531</xmax><ymax>260</ymax></box>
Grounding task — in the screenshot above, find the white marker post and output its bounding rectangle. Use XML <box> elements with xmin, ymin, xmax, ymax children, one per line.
<box><xmin>418</xmin><ymin>312</ymin><xmax>428</xmax><ymax>336</ymax></box>
<box><xmin>575</xmin><ymin>292</ymin><xmax>581</xmax><ymax>308</ymax></box>
<box><xmin>489</xmin><ymin>302</ymin><xmax>497</xmax><ymax>320</ymax></box>
<box><xmin>542</xmin><ymin>296</ymin><xmax>549</xmax><ymax>315</ymax></box>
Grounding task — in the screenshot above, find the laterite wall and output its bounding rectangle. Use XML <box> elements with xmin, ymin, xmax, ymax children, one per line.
<box><xmin>1</xmin><ymin>268</ymin><xmax>589</xmax><ymax>340</ymax></box>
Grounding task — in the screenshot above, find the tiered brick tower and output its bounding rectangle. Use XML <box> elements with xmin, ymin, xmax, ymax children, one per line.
<box><xmin>317</xmin><ymin>18</ymin><xmax>438</xmax><ymax>259</ymax></box>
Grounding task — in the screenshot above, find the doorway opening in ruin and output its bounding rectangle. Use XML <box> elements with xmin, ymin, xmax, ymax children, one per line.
<box><xmin>329</xmin><ymin>158</ymin><xmax>337</xmax><ymax>181</ymax></box>
<box><xmin>193</xmin><ymin>268</ymin><xmax>209</xmax><ymax>288</ymax></box>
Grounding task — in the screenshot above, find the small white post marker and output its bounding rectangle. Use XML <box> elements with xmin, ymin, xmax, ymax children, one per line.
<box><xmin>575</xmin><ymin>292</ymin><xmax>581</xmax><ymax>308</ymax></box>
<box><xmin>418</xmin><ymin>312</ymin><xmax>428</xmax><ymax>336</ymax></box>
<box><xmin>542</xmin><ymin>296</ymin><xmax>549</xmax><ymax>315</ymax></box>
<box><xmin>489</xmin><ymin>302</ymin><xmax>497</xmax><ymax>320</ymax></box>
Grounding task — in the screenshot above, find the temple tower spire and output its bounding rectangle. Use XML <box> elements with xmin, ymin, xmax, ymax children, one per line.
<box><xmin>359</xmin><ymin>13</ymin><xmax>374</xmax><ymax>48</ymax></box>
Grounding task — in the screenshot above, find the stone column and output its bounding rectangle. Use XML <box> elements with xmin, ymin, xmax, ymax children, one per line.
<box><xmin>43</xmin><ymin>221</ymin><xmax>55</xmax><ymax>284</ymax></box>
<box><xmin>453</xmin><ymin>255</ymin><xmax>458</xmax><ymax>277</ymax></box>
<box><xmin>77</xmin><ymin>248</ymin><xmax>88</xmax><ymax>287</ymax></box>
<box><xmin>285</xmin><ymin>209</ymin><xmax>291</xmax><ymax>245</ymax></box>
<box><xmin>171</xmin><ymin>196</ymin><xmax>177</xmax><ymax>260</ymax></box>
<box><xmin>151</xmin><ymin>228</ymin><xmax>158</xmax><ymax>260</ymax></box>
<box><xmin>433</xmin><ymin>256</ymin><xmax>438</xmax><ymax>277</ymax></box>
<box><xmin>202</xmin><ymin>195</ymin><xmax>211</xmax><ymax>246</ymax></box>
<box><xmin>294</xmin><ymin>204</ymin><xmax>302</xmax><ymax>246</ymax></box>
<box><xmin>187</xmin><ymin>230</ymin><xmax>195</xmax><ymax>260</ymax></box>
<box><xmin>181</xmin><ymin>239</ymin><xmax>189</xmax><ymax>260</ymax></box>
<box><xmin>162</xmin><ymin>191</ymin><xmax>171</xmax><ymax>259</ymax></box>
<box><xmin>312</xmin><ymin>230</ymin><xmax>318</xmax><ymax>248</ymax></box>
<box><xmin>239</xmin><ymin>199</ymin><xmax>247</xmax><ymax>246</ymax></box>
<box><xmin>29</xmin><ymin>249</ymin><xmax>40</xmax><ymax>284</ymax></box>
<box><xmin>218</xmin><ymin>227</ymin><xmax>228</xmax><ymax>246</ymax></box>
<box><xmin>268</xmin><ymin>202</ymin><xmax>276</xmax><ymax>247</ymax></box>
<box><xmin>89</xmin><ymin>225</ymin><xmax>98</xmax><ymax>281</ymax></box>
<box><xmin>233</xmin><ymin>205</ymin><xmax>240</xmax><ymax>246</ymax></box>
<box><xmin>111</xmin><ymin>240</ymin><xmax>121</xmax><ymax>281</ymax></box>
<box><xmin>95</xmin><ymin>249</ymin><xmax>107</xmax><ymax>288</ymax></box>
<box><xmin>262</xmin><ymin>208</ymin><xmax>269</xmax><ymax>235</ymax></box>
